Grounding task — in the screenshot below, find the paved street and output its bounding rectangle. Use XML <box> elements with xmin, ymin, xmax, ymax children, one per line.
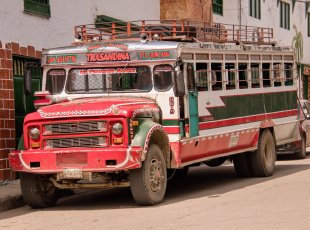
<box><xmin>0</xmin><ymin>155</ymin><xmax>310</xmax><ymax>230</ymax></box>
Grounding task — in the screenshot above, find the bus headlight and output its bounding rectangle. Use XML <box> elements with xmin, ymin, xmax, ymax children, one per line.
<box><xmin>112</xmin><ymin>123</ymin><xmax>123</xmax><ymax>135</ymax></box>
<box><xmin>29</xmin><ymin>128</ymin><xmax>40</xmax><ymax>140</ymax></box>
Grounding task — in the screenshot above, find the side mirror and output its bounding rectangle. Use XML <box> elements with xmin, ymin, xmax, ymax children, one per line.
<box><xmin>173</xmin><ymin>68</ymin><xmax>185</xmax><ymax>97</ymax></box>
<box><xmin>24</xmin><ymin>65</ymin><xmax>32</xmax><ymax>96</ymax></box>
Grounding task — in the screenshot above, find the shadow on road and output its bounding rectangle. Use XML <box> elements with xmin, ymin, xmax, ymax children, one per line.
<box><xmin>1</xmin><ymin>156</ymin><xmax>310</xmax><ymax>219</ymax></box>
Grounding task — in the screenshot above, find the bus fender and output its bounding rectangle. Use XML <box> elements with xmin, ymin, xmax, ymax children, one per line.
<box><xmin>131</xmin><ymin>120</ymin><xmax>169</xmax><ymax>162</ymax></box>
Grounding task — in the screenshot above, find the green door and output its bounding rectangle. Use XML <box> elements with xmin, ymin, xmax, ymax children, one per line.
<box><xmin>13</xmin><ymin>56</ymin><xmax>42</xmax><ymax>149</ymax></box>
<box><xmin>186</xmin><ymin>63</ymin><xmax>199</xmax><ymax>137</ymax></box>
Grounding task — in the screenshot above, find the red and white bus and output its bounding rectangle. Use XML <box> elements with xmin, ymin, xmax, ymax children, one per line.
<box><xmin>9</xmin><ymin>20</ymin><xmax>300</xmax><ymax>207</ymax></box>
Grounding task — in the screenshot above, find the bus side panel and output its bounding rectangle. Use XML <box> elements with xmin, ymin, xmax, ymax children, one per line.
<box><xmin>179</xmin><ymin>128</ymin><xmax>259</xmax><ymax>164</ymax></box>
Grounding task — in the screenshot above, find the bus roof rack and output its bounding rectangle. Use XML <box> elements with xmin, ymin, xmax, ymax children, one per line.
<box><xmin>73</xmin><ymin>19</ymin><xmax>274</xmax><ymax>46</ymax></box>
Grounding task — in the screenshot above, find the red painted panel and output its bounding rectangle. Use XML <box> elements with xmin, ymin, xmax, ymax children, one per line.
<box><xmin>179</xmin><ymin>129</ymin><xmax>259</xmax><ymax>164</ymax></box>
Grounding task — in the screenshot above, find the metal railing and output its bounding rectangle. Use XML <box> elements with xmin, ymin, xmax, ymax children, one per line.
<box><xmin>74</xmin><ymin>19</ymin><xmax>274</xmax><ymax>45</ymax></box>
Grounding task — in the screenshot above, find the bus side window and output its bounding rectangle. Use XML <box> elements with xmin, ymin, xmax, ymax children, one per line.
<box><xmin>251</xmin><ymin>64</ymin><xmax>260</xmax><ymax>88</ymax></box>
<box><xmin>187</xmin><ymin>63</ymin><xmax>195</xmax><ymax>91</ymax></box>
<box><xmin>46</xmin><ymin>69</ymin><xmax>66</xmax><ymax>94</ymax></box>
<box><xmin>211</xmin><ymin>63</ymin><xmax>222</xmax><ymax>91</ymax></box>
<box><xmin>273</xmin><ymin>63</ymin><xmax>282</xmax><ymax>87</ymax></box>
<box><xmin>195</xmin><ymin>63</ymin><xmax>208</xmax><ymax>91</ymax></box>
<box><xmin>238</xmin><ymin>63</ymin><xmax>248</xmax><ymax>89</ymax></box>
<box><xmin>262</xmin><ymin>63</ymin><xmax>271</xmax><ymax>87</ymax></box>
<box><xmin>225</xmin><ymin>63</ymin><xmax>236</xmax><ymax>90</ymax></box>
<box><xmin>154</xmin><ymin>65</ymin><xmax>173</xmax><ymax>91</ymax></box>
<box><xmin>284</xmin><ymin>63</ymin><xmax>293</xmax><ymax>86</ymax></box>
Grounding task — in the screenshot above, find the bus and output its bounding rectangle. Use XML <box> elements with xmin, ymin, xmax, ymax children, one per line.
<box><xmin>9</xmin><ymin>20</ymin><xmax>300</xmax><ymax>208</ymax></box>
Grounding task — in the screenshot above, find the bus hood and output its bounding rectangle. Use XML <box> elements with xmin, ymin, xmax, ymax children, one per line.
<box><xmin>25</xmin><ymin>97</ymin><xmax>159</xmax><ymax>121</ymax></box>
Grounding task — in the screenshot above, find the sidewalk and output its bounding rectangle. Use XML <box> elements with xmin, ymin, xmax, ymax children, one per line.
<box><xmin>0</xmin><ymin>180</ymin><xmax>24</xmax><ymax>212</ymax></box>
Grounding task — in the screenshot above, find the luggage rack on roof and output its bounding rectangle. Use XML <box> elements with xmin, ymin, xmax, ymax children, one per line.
<box><xmin>74</xmin><ymin>19</ymin><xmax>275</xmax><ymax>45</ymax></box>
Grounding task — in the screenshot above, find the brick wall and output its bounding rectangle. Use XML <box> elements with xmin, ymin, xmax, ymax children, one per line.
<box><xmin>0</xmin><ymin>41</ymin><xmax>41</xmax><ymax>181</ymax></box>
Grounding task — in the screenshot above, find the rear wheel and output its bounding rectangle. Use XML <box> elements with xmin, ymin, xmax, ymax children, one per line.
<box><xmin>295</xmin><ymin>134</ymin><xmax>307</xmax><ymax>159</ymax></box>
<box><xmin>232</xmin><ymin>153</ymin><xmax>253</xmax><ymax>177</ymax></box>
<box><xmin>248</xmin><ymin>130</ymin><xmax>276</xmax><ymax>177</ymax></box>
<box><xmin>129</xmin><ymin>144</ymin><xmax>167</xmax><ymax>205</ymax></box>
<box><xmin>20</xmin><ymin>173</ymin><xmax>59</xmax><ymax>208</ymax></box>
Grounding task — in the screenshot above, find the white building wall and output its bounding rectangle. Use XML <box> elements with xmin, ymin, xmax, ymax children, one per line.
<box><xmin>213</xmin><ymin>0</ymin><xmax>310</xmax><ymax>65</ymax></box>
<box><xmin>0</xmin><ymin>0</ymin><xmax>160</xmax><ymax>50</ymax></box>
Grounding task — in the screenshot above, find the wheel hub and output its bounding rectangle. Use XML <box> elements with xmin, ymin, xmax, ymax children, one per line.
<box><xmin>149</xmin><ymin>158</ymin><xmax>163</xmax><ymax>192</ymax></box>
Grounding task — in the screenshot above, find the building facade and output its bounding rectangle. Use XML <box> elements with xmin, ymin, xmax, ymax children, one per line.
<box><xmin>0</xmin><ymin>0</ymin><xmax>159</xmax><ymax>181</ymax></box>
<box><xmin>212</xmin><ymin>0</ymin><xmax>310</xmax><ymax>98</ymax></box>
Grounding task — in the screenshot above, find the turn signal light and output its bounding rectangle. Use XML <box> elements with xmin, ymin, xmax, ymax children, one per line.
<box><xmin>132</xmin><ymin>121</ymin><xmax>139</xmax><ymax>126</ymax></box>
<box><xmin>31</xmin><ymin>142</ymin><xmax>40</xmax><ymax>149</ymax></box>
<box><xmin>113</xmin><ymin>138</ymin><xmax>123</xmax><ymax>144</ymax></box>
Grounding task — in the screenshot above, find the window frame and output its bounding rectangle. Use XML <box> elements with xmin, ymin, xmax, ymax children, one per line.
<box><xmin>213</xmin><ymin>0</ymin><xmax>223</xmax><ymax>16</ymax></box>
<box><xmin>24</xmin><ymin>0</ymin><xmax>51</xmax><ymax>18</ymax></box>
<box><xmin>279</xmin><ymin>1</ymin><xmax>290</xmax><ymax>30</ymax></box>
<box><xmin>249</xmin><ymin>0</ymin><xmax>261</xmax><ymax>19</ymax></box>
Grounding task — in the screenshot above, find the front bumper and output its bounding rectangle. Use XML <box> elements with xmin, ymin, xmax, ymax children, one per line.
<box><xmin>9</xmin><ymin>146</ymin><xmax>143</xmax><ymax>174</ymax></box>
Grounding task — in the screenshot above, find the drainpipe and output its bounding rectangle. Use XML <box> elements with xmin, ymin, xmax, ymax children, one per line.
<box><xmin>238</xmin><ymin>0</ymin><xmax>242</xmax><ymax>26</ymax></box>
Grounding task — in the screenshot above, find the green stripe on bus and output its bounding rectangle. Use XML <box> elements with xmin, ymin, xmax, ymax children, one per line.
<box><xmin>162</xmin><ymin>120</ymin><xmax>179</xmax><ymax>126</ymax></box>
<box><xmin>207</xmin><ymin>91</ymin><xmax>297</xmax><ymax>121</ymax></box>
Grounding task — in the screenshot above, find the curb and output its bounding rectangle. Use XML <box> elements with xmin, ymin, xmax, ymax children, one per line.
<box><xmin>0</xmin><ymin>194</ymin><xmax>25</xmax><ymax>212</ymax></box>
<box><xmin>0</xmin><ymin>180</ymin><xmax>25</xmax><ymax>212</ymax></box>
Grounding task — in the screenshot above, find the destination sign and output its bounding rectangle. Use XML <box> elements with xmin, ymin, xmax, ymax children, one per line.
<box><xmin>86</xmin><ymin>52</ymin><xmax>130</xmax><ymax>62</ymax></box>
<box><xmin>46</xmin><ymin>55</ymin><xmax>77</xmax><ymax>64</ymax></box>
<box><xmin>138</xmin><ymin>50</ymin><xmax>172</xmax><ymax>60</ymax></box>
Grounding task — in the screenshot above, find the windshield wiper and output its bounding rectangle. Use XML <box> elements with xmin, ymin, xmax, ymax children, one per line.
<box><xmin>112</xmin><ymin>63</ymin><xmax>128</xmax><ymax>90</ymax></box>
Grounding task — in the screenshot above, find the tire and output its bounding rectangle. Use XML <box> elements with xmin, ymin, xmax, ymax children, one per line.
<box><xmin>232</xmin><ymin>153</ymin><xmax>253</xmax><ymax>177</ymax></box>
<box><xmin>295</xmin><ymin>134</ymin><xmax>306</xmax><ymax>159</ymax></box>
<box><xmin>20</xmin><ymin>173</ymin><xmax>59</xmax><ymax>209</ymax></box>
<box><xmin>145</xmin><ymin>26</ymin><xmax>172</xmax><ymax>37</ymax></box>
<box><xmin>248</xmin><ymin>130</ymin><xmax>276</xmax><ymax>177</ymax></box>
<box><xmin>129</xmin><ymin>144</ymin><xmax>167</xmax><ymax>205</ymax></box>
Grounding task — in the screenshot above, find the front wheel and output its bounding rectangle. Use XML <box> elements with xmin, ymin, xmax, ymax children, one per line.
<box><xmin>129</xmin><ymin>144</ymin><xmax>167</xmax><ymax>205</ymax></box>
<box><xmin>20</xmin><ymin>173</ymin><xmax>59</xmax><ymax>208</ymax></box>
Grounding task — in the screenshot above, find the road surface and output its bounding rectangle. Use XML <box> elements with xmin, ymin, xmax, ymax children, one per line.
<box><xmin>1</xmin><ymin>154</ymin><xmax>310</xmax><ymax>230</ymax></box>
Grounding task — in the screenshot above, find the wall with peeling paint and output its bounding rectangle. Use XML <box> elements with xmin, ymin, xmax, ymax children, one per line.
<box><xmin>0</xmin><ymin>0</ymin><xmax>160</xmax><ymax>50</ymax></box>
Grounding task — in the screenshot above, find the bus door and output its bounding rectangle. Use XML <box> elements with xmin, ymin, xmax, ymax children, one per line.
<box><xmin>185</xmin><ymin>63</ymin><xmax>199</xmax><ymax>137</ymax></box>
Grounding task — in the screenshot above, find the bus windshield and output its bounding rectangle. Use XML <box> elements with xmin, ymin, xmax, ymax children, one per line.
<box><xmin>46</xmin><ymin>66</ymin><xmax>152</xmax><ymax>95</ymax></box>
<box><xmin>66</xmin><ymin>66</ymin><xmax>152</xmax><ymax>93</ymax></box>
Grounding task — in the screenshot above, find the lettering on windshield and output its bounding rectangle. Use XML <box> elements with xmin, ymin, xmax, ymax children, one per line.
<box><xmin>86</xmin><ymin>52</ymin><xmax>130</xmax><ymax>62</ymax></box>
<box><xmin>79</xmin><ymin>68</ymin><xmax>137</xmax><ymax>75</ymax></box>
